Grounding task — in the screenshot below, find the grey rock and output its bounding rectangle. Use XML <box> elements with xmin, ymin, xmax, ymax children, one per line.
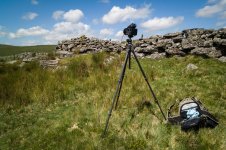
<box><xmin>68</xmin><ymin>44</ymin><xmax>75</xmax><ymax>50</ymax></box>
<box><xmin>56</xmin><ymin>51</ymin><xmax>73</xmax><ymax>58</ymax></box>
<box><xmin>163</xmin><ymin>32</ymin><xmax>181</xmax><ymax>38</ymax></box>
<box><xmin>166</xmin><ymin>47</ymin><xmax>185</xmax><ymax>56</ymax></box>
<box><xmin>146</xmin><ymin>45</ymin><xmax>158</xmax><ymax>53</ymax></box>
<box><xmin>173</xmin><ymin>36</ymin><xmax>183</xmax><ymax>43</ymax></box>
<box><xmin>19</xmin><ymin>62</ymin><xmax>25</xmax><ymax>67</ymax></box>
<box><xmin>62</xmin><ymin>44</ymin><xmax>68</xmax><ymax>51</ymax></box>
<box><xmin>134</xmin><ymin>52</ymin><xmax>145</xmax><ymax>58</ymax></box>
<box><xmin>186</xmin><ymin>63</ymin><xmax>198</xmax><ymax>70</ymax></box>
<box><xmin>208</xmin><ymin>49</ymin><xmax>222</xmax><ymax>58</ymax></box>
<box><xmin>6</xmin><ymin>60</ymin><xmax>17</xmax><ymax>64</ymax></box>
<box><xmin>181</xmin><ymin>39</ymin><xmax>196</xmax><ymax>50</ymax></box>
<box><xmin>204</xmin><ymin>40</ymin><xmax>213</xmax><ymax>47</ymax></box>
<box><xmin>191</xmin><ymin>47</ymin><xmax>222</xmax><ymax>58</ymax></box>
<box><xmin>218</xmin><ymin>56</ymin><xmax>226</xmax><ymax>62</ymax></box>
<box><xmin>40</xmin><ymin>60</ymin><xmax>58</xmax><ymax>68</ymax></box>
<box><xmin>221</xmin><ymin>39</ymin><xmax>226</xmax><ymax>46</ymax></box>
<box><xmin>134</xmin><ymin>47</ymin><xmax>142</xmax><ymax>53</ymax></box>
<box><xmin>140</xmin><ymin>43</ymin><xmax>149</xmax><ymax>48</ymax></box>
<box><xmin>213</xmin><ymin>38</ymin><xmax>222</xmax><ymax>45</ymax></box>
<box><xmin>146</xmin><ymin>52</ymin><xmax>166</xmax><ymax>59</ymax></box>
<box><xmin>79</xmin><ymin>47</ymin><xmax>88</xmax><ymax>53</ymax></box>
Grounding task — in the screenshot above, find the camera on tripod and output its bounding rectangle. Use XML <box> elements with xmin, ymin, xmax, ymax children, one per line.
<box><xmin>123</xmin><ymin>23</ymin><xmax>137</xmax><ymax>38</ymax></box>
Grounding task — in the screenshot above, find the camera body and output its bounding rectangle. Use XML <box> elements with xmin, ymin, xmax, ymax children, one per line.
<box><xmin>123</xmin><ymin>23</ymin><xmax>137</xmax><ymax>38</ymax></box>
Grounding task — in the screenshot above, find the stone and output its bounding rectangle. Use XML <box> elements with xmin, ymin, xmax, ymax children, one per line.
<box><xmin>181</xmin><ymin>39</ymin><xmax>196</xmax><ymax>50</ymax></box>
<box><xmin>166</xmin><ymin>47</ymin><xmax>186</xmax><ymax>56</ymax></box>
<box><xmin>208</xmin><ymin>49</ymin><xmax>222</xmax><ymax>58</ymax></box>
<box><xmin>146</xmin><ymin>52</ymin><xmax>166</xmax><ymax>59</ymax></box>
<box><xmin>62</xmin><ymin>44</ymin><xmax>68</xmax><ymax>51</ymax></box>
<box><xmin>19</xmin><ymin>62</ymin><xmax>25</xmax><ymax>67</ymax></box>
<box><xmin>218</xmin><ymin>56</ymin><xmax>226</xmax><ymax>62</ymax></box>
<box><xmin>6</xmin><ymin>60</ymin><xmax>17</xmax><ymax>64</ymax></box>
<box><xmin>163</xmin><ymin>32</ymin><xmax>181</xmax><ymax>38</ymax></box>
<box><xmin>23</xmin><ymin>57</ymin><xmax>36</xmax><ymax>62</ymax></box>
<box><xmin>204</xmin><ymin>40</ymin><xmax>213</xmax><ymax>47</ymax></box>
<box><xmin>191</xmin><ymin>47</ymin><xmax>222</xmax><ymax>58</ymax></box>
<box><xmin>146</xmin><ymin>45</ymin><xmax>158</xmax><ymax>53</ymax></box>
<box><xmin>173</xmin><ymin>36</ymin><xmax>183</xmax><ymax>43</ymax></box>
<box><xmin>221</xmin><ymin>39</ymin><xmax>226</xmax><ymax>46</ymax></box>
<box><xmin>56</xmin><ymin>51</ymin><xmax>73</xmax><ymax>58</ymax></box>
<box><xmin>68</xmin><ymin>44</ymin><xmax>75</xmax><ymax>50</ymax></box>
<box><xmin>186</xmin><ymin>63</ymin><xmax>198</xmax><ymax>70</ymax></box>
<box><xmin>134</xmin><ymin>47</ymin><xmax>143</xmax><ymax>53</ymax></box>
<box><xmin>40</xmin><ymin>60</ymin><xmax>58</xmax><ymax>68</ymax></box>
<box><xmin>79</xmin><ymin>47</ymin><xmax>88</xmax><ymax>53</ymax></box>
<box><xmin>134</xmin><ymin>52</ymin><xmax>145</xmax><ymax>58</ymax></box>
<box><xmin>140</xmin><ymin>43</ymin><xmax>149</xmax><ymax>48</ymax></box>
<box><xmin>213</xmin><ymin>38</ymin><xmax>222</xmax><ymax>45</ymax></box>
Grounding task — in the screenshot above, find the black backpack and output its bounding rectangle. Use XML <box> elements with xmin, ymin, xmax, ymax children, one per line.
<box><xmin>167</xmin><ymin>97</ymin><xmax>218</xmax><ymax>131</ymax></box>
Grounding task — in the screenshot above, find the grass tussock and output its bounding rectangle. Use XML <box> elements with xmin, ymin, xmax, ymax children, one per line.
<box><xmin>0</xmin><ymin>53</ymin><xmax>226</xmax><ymax>149</ymax></box>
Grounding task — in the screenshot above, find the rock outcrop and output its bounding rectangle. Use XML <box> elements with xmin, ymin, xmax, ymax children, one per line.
<box><xmin>56</xmin><ymin>28</ymin><xmax>226</xmax><ymax>60</ymax></box>
<box><xmin>56</xmin><ymin>36</ymin><xmax>122</xmax><ymax>58</ymax></box>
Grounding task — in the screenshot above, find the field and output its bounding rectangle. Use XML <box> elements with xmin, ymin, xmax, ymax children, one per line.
<box><xmin>0</xmin><ymin>53</ymin><xmax>225</xmax><ymax>149</ymax></box>
<box><xmin>0</xmin><ymin>44</ymin><xmax>55</xmax><ymax>56</ymax></box>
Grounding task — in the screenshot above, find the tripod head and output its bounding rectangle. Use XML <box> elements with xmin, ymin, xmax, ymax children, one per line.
<box><xmin>126</xmin><ymin>38</ymin><xmax>132</xmax><ymax>44</ymax></box>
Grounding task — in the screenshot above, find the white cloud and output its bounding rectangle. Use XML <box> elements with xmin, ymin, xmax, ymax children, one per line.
<box><xmin>115</xmin><ymin>30</ymin><xmax>123</xmax><ymax>37</ymax></box>
<box><xmin>21</xmin><ymin>40</ymin><xmax>41</xmax><ymax>46</ymax></box>
<box><xmin>102</xmin><ymin>5</ymin><xmax>151</xmax><ymax>24</ymax></box>
<box><xmin>63</xmin><ymin>9</ymin><xmax>84</xmax><ymax>22</ymax></box>
<box><xmin>196</xmin><ymin>0</ymin><xmax>226</xmax><ymax>17</ymax></box>
<box><xmin>100</xmin><ymin>0</ymin><xmax>110</xmax><ymax>3</ymax></box>
<box><xmin>141</xmin><ymin>16</ymin><xmax>184</xmax><ymax>32</ymax></box>
<box><xmin>0</xmin><ymin>25</ymin><xmax>4</xmax><ymax>30</ymax></box>
<box><xmin>0</xmin><ymin>31</ymin><xmax>6</xmax><ymax>37</ymax></box>
<box><xmin>216</xmin><ymin>21</ymin><xmax>226</xmax><ymax>26</ymax></box>
<box><xmin>52</xmin><ymin>10</ymin><xmax>65</xmax><ymax>20</ymax></box>
<box><xmin>92</xmin><ymin>18</ymin><xmax>99</xmax><ymax>25</ymax></box>
<box><xmin>44</xmin><ymin>22</ymin><xmax>91</xmax><ymax>43</ymax></box>
<box><xmin>31</xmin><ymin>0</ymin><xmax>38</xmax><ymax>5</ymax></box>
<box><xmin>53</xmin><ymin>22</ymin><xmax>90</xmax><ymax>33</ymax></box>
<box><xmin>22</xmin><ymin>12</ymin><xmax>38</xmax><ymax>20</ymax></box>
<box><xmin>208</xmin><ymin>0</ymin><xmax>218</xmax><ymax>4</ymax></box>
<box><xmin>100</xmin><ymin>28</ymin><xmax>113</xmax><ymax>36</ymax></box>
<box><xmin>6</xmin><ymin>9</ymin><xmax>90</xmax><ymax>44</ymax></box>
<box><xmin>0</xmin><ymin>26</ymin><xmax>6</xmax><ymax>37</ymax></box>
<box><xmin>221</xmin><ymin>11</ymin><xmax>226</xmax><ymax>18</ymax></box>
<box><xmin>9</xmin><ymin>26</ymin><xmax>49</xmax><ymax>38</ymax></box>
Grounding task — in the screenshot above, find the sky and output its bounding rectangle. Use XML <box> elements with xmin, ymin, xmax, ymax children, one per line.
<box><xmin>0</xmin><ymin>0</ymin><xmax>226</xmax><ymax>46</ymax></box>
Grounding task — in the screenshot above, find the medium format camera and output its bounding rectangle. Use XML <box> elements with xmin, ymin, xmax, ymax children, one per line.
<box><xmin>123</xmin><ymin>23</ymin><xmax>137</xmax><ymax>38</ymax></box>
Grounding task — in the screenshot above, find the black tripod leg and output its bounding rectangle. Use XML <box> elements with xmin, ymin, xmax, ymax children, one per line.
<box><xmin>128</xmin><ymin>51</ymin><xmax>131</xmax><ymax>69</ymax></box>
<box><xmin>115</xmin><ymin>52</ymin><xmax>131</xmax><ymax>109</ymax></box>
<box><xmin>114</xmin><ymin>73</ymin><xmax>125</xmax><ymax>110</ymax></box>
<box><xmin>102</xmin><ymin>51</ymin><xmax>129</xmax><ymax>137</ymax></box>
<box><xmin>131</xmin><ymin>50</ymin><xmax>167</xmax><ymax>120</ymax></box>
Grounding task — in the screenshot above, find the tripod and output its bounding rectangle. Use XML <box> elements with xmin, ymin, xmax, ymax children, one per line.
<box><xmin>102</xmin><ymin>38</ymin><xmax>166</xmax><ymax>136</ymax></box>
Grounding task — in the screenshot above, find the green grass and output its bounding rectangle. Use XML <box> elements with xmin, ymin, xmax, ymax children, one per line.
<box><xmin>0</xmin><ymin>44</ymin><xmax>56</xmax><ymax>56</ymax></box>
<box><xmin>0</xmin><ymin>53</ymin><xmax>225</xmax><ymax>149</ymax></box>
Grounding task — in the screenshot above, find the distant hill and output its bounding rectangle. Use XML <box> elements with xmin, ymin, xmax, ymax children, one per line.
<box><xmin>0</xmin><ymin>44</ymin><xmax>56</xmax><ymax>56</ymax></box>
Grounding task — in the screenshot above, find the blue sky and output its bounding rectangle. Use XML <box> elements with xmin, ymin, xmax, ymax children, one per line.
<box><xmin>0</xmin><ymin>0</ymin><xmax>226</xmax><ymax>45</ymax></box>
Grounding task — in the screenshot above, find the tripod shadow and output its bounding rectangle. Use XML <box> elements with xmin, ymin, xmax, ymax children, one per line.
<box><xmin>136</xmin><ymin>98</ymin><xmax>162</xmax><ymax>121</ymax></box>
<box><xmin>120</xmin><ymin>98</ymin><xmax>162</xmax><ymax>132</ymax></box>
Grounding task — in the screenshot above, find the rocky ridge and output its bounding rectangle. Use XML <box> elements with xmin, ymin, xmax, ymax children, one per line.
<box><xmin>56</xmin><ymin>28</ymin><xmax>226</xmax><ymax>61</ymax></box>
